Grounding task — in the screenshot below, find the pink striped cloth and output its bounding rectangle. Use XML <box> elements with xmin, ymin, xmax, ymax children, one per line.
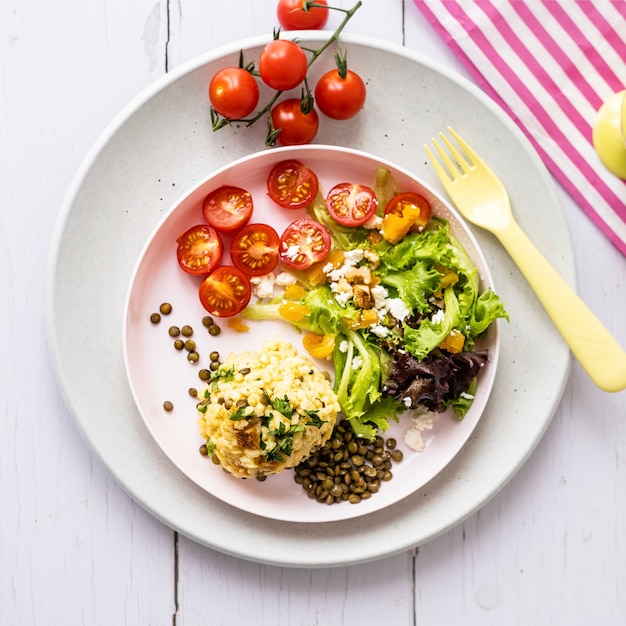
<box><xmin>414</xmin><ymin>0</ymin><xmax>626</xmax><ymax>256</ymax></box>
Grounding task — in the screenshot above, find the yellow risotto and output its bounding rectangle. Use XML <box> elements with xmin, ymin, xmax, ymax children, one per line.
<box><xmin>197</xmin><ymin>340</ymin><xmax>340</xmax><ymax>478</ymax></box>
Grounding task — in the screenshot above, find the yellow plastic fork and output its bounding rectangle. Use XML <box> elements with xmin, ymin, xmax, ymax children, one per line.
<box><xmin>425</xmin><ymin>127</ymin><xmax>626</xmax><ymax>392</ymax></box>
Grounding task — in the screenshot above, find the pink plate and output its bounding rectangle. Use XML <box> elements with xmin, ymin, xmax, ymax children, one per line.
<box><xmin>122</xmin><ymin>144</ymin><xmax>500</xmax><ymax>523</ymax></box>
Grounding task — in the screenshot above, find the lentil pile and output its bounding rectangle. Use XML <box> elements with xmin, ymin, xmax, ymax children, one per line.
<box><xmin>294</xmin><ymin>421</ymin><xmax>403</xmax><ymax>505</ymax></box>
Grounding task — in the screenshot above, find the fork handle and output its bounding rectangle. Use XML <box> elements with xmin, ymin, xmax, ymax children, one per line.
<box><xmin>497</xmin><ymin>219</ymin><xmax>626</xmax><ymax>392</ymax></box>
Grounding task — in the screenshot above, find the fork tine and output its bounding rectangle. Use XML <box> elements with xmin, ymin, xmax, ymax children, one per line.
<box><xmin>424</xmin><ymin>143</ymin><xmax>454</xmax><ymax>185</ymax></box>
<box><xmin>447</xmin><ymin>127</ymin><xmax>484</xmax><ymax>167</ymax></box>
<box><xmin>439</xmin><ymin>131</ymin><xmax>473</xmax><ymax>173</ymax></box>
<box><xmin>427</xmin><ymin>136</ymin><xmax>461</xmax><ymax>180</ymax></box>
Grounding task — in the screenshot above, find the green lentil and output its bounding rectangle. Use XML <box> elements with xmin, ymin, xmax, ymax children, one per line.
<box><xmin>187</xmin><ymin>351</ymin><xmax>200</xmax><ymax>363</ymax></box>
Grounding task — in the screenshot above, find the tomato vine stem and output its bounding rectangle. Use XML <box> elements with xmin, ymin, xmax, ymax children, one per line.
<box><xmin>209</xmin><ymin>0</ymin><xmax>363</xmax><ymax>143</ymax></box>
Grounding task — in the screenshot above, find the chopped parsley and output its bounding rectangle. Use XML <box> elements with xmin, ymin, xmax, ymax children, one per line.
<box><xmin>229</xmin><ymin>405</ymin><xmax>249</xmax><ymax>421</ymax></box>
<box><xmin>270</xmin><ymin>394</ymin><xmax>293</xmax><ymax>419</ymax></box>
<box><xmin>303</xmin><ymin>409</ymin><xmax>325</xmax><ymax>428</ymax></box>
<box><xmin>264</xmin><ymin>422</ymin><xmax>306</xmax><ymax>463</ymax></box>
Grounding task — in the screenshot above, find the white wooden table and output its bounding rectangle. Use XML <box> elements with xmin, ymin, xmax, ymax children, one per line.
<box><xmin>2</xmin><ymin>1</ymin><xmax>625</xmax><ymax>624</ymax></box>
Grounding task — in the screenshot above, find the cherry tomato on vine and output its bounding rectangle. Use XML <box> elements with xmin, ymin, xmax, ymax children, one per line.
<box><xmin>176</xmin><ymin>224</ymin><xmax>224</xmax><ymax>276</ymax></box>
<box><xmin>384</xmin><ymin>191</ymin><xmax>432</xmax><ymax>231</ymax></box>
<box><xmin>202</xmin><ymin>185</ymin><xmax>253</xmax><ymax>234</ymax></box>
<box><xmin>259</xmin><ymin>39</ymin><xmax>308</xmax><ymax>91</ymax></box>
<box><xmin>198</xmin><ymin>265</ymin><xmax>251</xmax><ymax>318</ymax></box>
<box><xmin>270</xmin><ymin>99</ymin><xmax>319</xmax><ymax>146</ymax></box>
<box><xmin>230</xmin><ymin>223</ymin><xmax>280</xmax><ymax>277</ymax></box>
<box><xmin>326</xmin><ymin>182</ymin><xmax>378</xmax><ymax>227</ymax></box>
<box><xmin>277</xmin><ymin>0</ymin><xmax>329</xmax><ymax>30</ymax></box>
<box><xmin>208</xmin><ymin>67</ymin><xmax>259</xmax><ymax>120</ymax></box>
<box><xmin>279</xmin><ymin>218</ymin><xmax>331</xmax><ymax>270</ymax></box>
<box><xmin>315</xmin><ymin>69</ymin><xmax>367</xmax><ymax>120</ymax></box>
<box><xmin>267</xmin><ymin>159</ymin><xmax>319</xmax><ymax>209</ymax></box>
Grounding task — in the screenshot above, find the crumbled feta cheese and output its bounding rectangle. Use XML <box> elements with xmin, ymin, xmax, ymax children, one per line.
<box><xmin>431</xmin><ymin>308</ymin><xmax>445</xmax><ymax>324</ymax></box>
<box><xmin>362</xmin><ymin>214</ymin><xmax>382</xmax><ymax>230</ymax></box>
<box><xmin>403</xmin><ymin>410</ymin><xmax>435</xmax><ymax>452</ymax></box>
<box><xmin>370</xmin><ymin>285</ymin><xmax>389</xmax><ymax>309</ymax></box>
<box><xmin>460</xmin><ymin>391</ymin><xmax>475</xmax><ymax>400</ymax></box>
<box><xmin>369</xmin><ymin>324</ymin><xmax>390</xmax><ymax>339</ymax></box>
<box><xmin>351</xmin><ymin>355</ymin><xmax>363</xmax><ymax>370</ymax></box>
<box><xmin>339</xmin><ymin>340</ymin><xmax>348</xmax><ymax>353</ymax></box>
<box><xmin>249</xmin><ymin>273</ymin><xmax>275</xmax><ymax>299</ymax></box>
<box><xmin>413</xmin><ymin>412</ymin><xmax>434</xmax><ymax>430</ymax></box>
<box><xmin>386</xmin><ymin>297</ymin><xmax>410</xmax><ymax>321</ymax></box>
<box><xmin>403</xmin><ymin>397</ymin><xmax>412</xmax><ymax>408</ymax></box>
<box><xmin>343</xmin><ymin>249</ymin><xmax>365</xmax><ymax>265</ymax></box>
<box><xmin>275</xmin><ymin>271</ymin><xmax>297</xmax><ymax>286</ymax></box>
<box><xmin>327</xmin><ymin>266</ymin><xmax>346</xmax><ymax>282</ymax></box>
<box><xmin>330</xmin><ymin>277</ymin><xmax>352</xmax><ymax>307</ymax></box>
<box><xmin>404</xmin><ymin>428</ymin><xmax>425</xmax><ymax>452</ymax></box>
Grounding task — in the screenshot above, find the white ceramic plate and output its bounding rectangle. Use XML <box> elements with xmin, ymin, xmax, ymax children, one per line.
<box><xmin>47</xmin><ymin>33</ymin><xmax>572</xmax><ymax>566</ymax></box>
<box><xmin>122</xmin><ymin>144</ymin><xmax>500</xmax><ymax>523</ymax></box>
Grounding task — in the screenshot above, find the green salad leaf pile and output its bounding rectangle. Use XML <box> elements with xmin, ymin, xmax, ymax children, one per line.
<box><xmin>244</xmin><ymin>170</ymin><xmax>509</xmax><ymax>440</ymax></box>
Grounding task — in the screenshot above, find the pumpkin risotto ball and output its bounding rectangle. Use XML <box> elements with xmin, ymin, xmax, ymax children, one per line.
<box><xmin>197</xmin><ymin>340</ymin><xmax>340</xmax><ymax>478</ymax></box>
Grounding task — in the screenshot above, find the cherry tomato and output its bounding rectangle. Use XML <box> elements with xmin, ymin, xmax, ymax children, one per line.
<box><xmin>277</xmin><ymin>0</ymin><xmax>329</xmax><ymax>30</ymax></box>
<box><xmin>279</xmin><ymin>218</ymin><xmax>331</xmax><ymax>270</ymax></box>
<box><xmin>259</xmin><ymin>40</ymin><xmax>308</xmax><ymax>91</ymax></box>
<box><xmin>270</xmin><ymin>99</ymin><xmax>319</xmax><ymax>146</ymax></box>
<box><xmin>314</xmin><ymin>68</ymin><xmax>367</xmax><ymax>120</ymax></box>
<box><xmin>198</xmin><ymin>266</ymin><xmax>251</xmax><ymax>318</ymax></box>
<box><xmin>384</xmin><ymin>191</ymin><xmax>432</xmax><ymax>231</ymax></box>
<box><xmin>326</xmin><ymin>182</ymin><xmax>378</xmax><ymax>227</ymax></box>
<box><xmin>176</xmin><ymin>224</ymin><xmax>223</xmax><ymax>276</ymax></box>
<box><xmin>230</xmin><ymin>223</ymin><xmax>280</xmax><ymax>276</ymax></box>
<box><xmin>267</xmin><ymin>159</ymin><xmax>319</xmax><ymax>209</ymax></box>
<box><xmin>201</xmin><ymin>185</ymin><xmax>253</xmax><ymax>234</ymax></box>
<box><xmin>208</xmin><ymin>67</ymin><xmax>259</xmax><ymax>120</ymax></box>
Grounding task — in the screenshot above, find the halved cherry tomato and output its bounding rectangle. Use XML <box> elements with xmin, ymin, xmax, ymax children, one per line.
<box><xmin>259</xmin><ymin>40</ymin><xmax>308</xmax><ymax>91</ymax></box>
<box><xmin>202</xmin><ymin>186</ymin><xmax>253</xmax><ymax>233</ymax></box>
<box><xmin>176</xmin><ymin>224</ymin><xmax>223</xmax><ymax>275</ymax></box>
<box><xmin>230</xmin><ymin>223</ymin><xmax>280</xmax><ymax>277</ymax></box>
<box><xmin>267</xmin><ymin>159</ymin><xmax>319</xmax><ymax>209</ymax></box>
<box><xmin>384</xmin><ymin>191</ymin><xmax>432</xmax><ymax>230</ymax></box>
<box><xmin>326</xmin><ymin>182</ymin><xmax>378</xmax><ymax>227</ymax></box>
<box><xmin>277</xmin><ymin>0</ymin><xmax>329</xmax><ymax>30</ymax></box>
<box><xmin>270</xmin><ymin>99</ymin><xmax>319</xmax><ymax>146</ymax></box>
<box><xmin>279</xmin><ymin>218</ymin><xmax>331</xmax><ymax>270</ymax></box>
<box><xmin>198</xmin><ymin>266</ymin><xmax>251</xmax><ymax>318</ymax></box>
<box><xmin>208</xmin><ymin>67</ymin><xmax>259</xmax><ymax>120</ymax></box>
<box><xmin>315</xmin><ymin>69</ymin><xmax>366</xmax><ymax>120</ymax></box>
